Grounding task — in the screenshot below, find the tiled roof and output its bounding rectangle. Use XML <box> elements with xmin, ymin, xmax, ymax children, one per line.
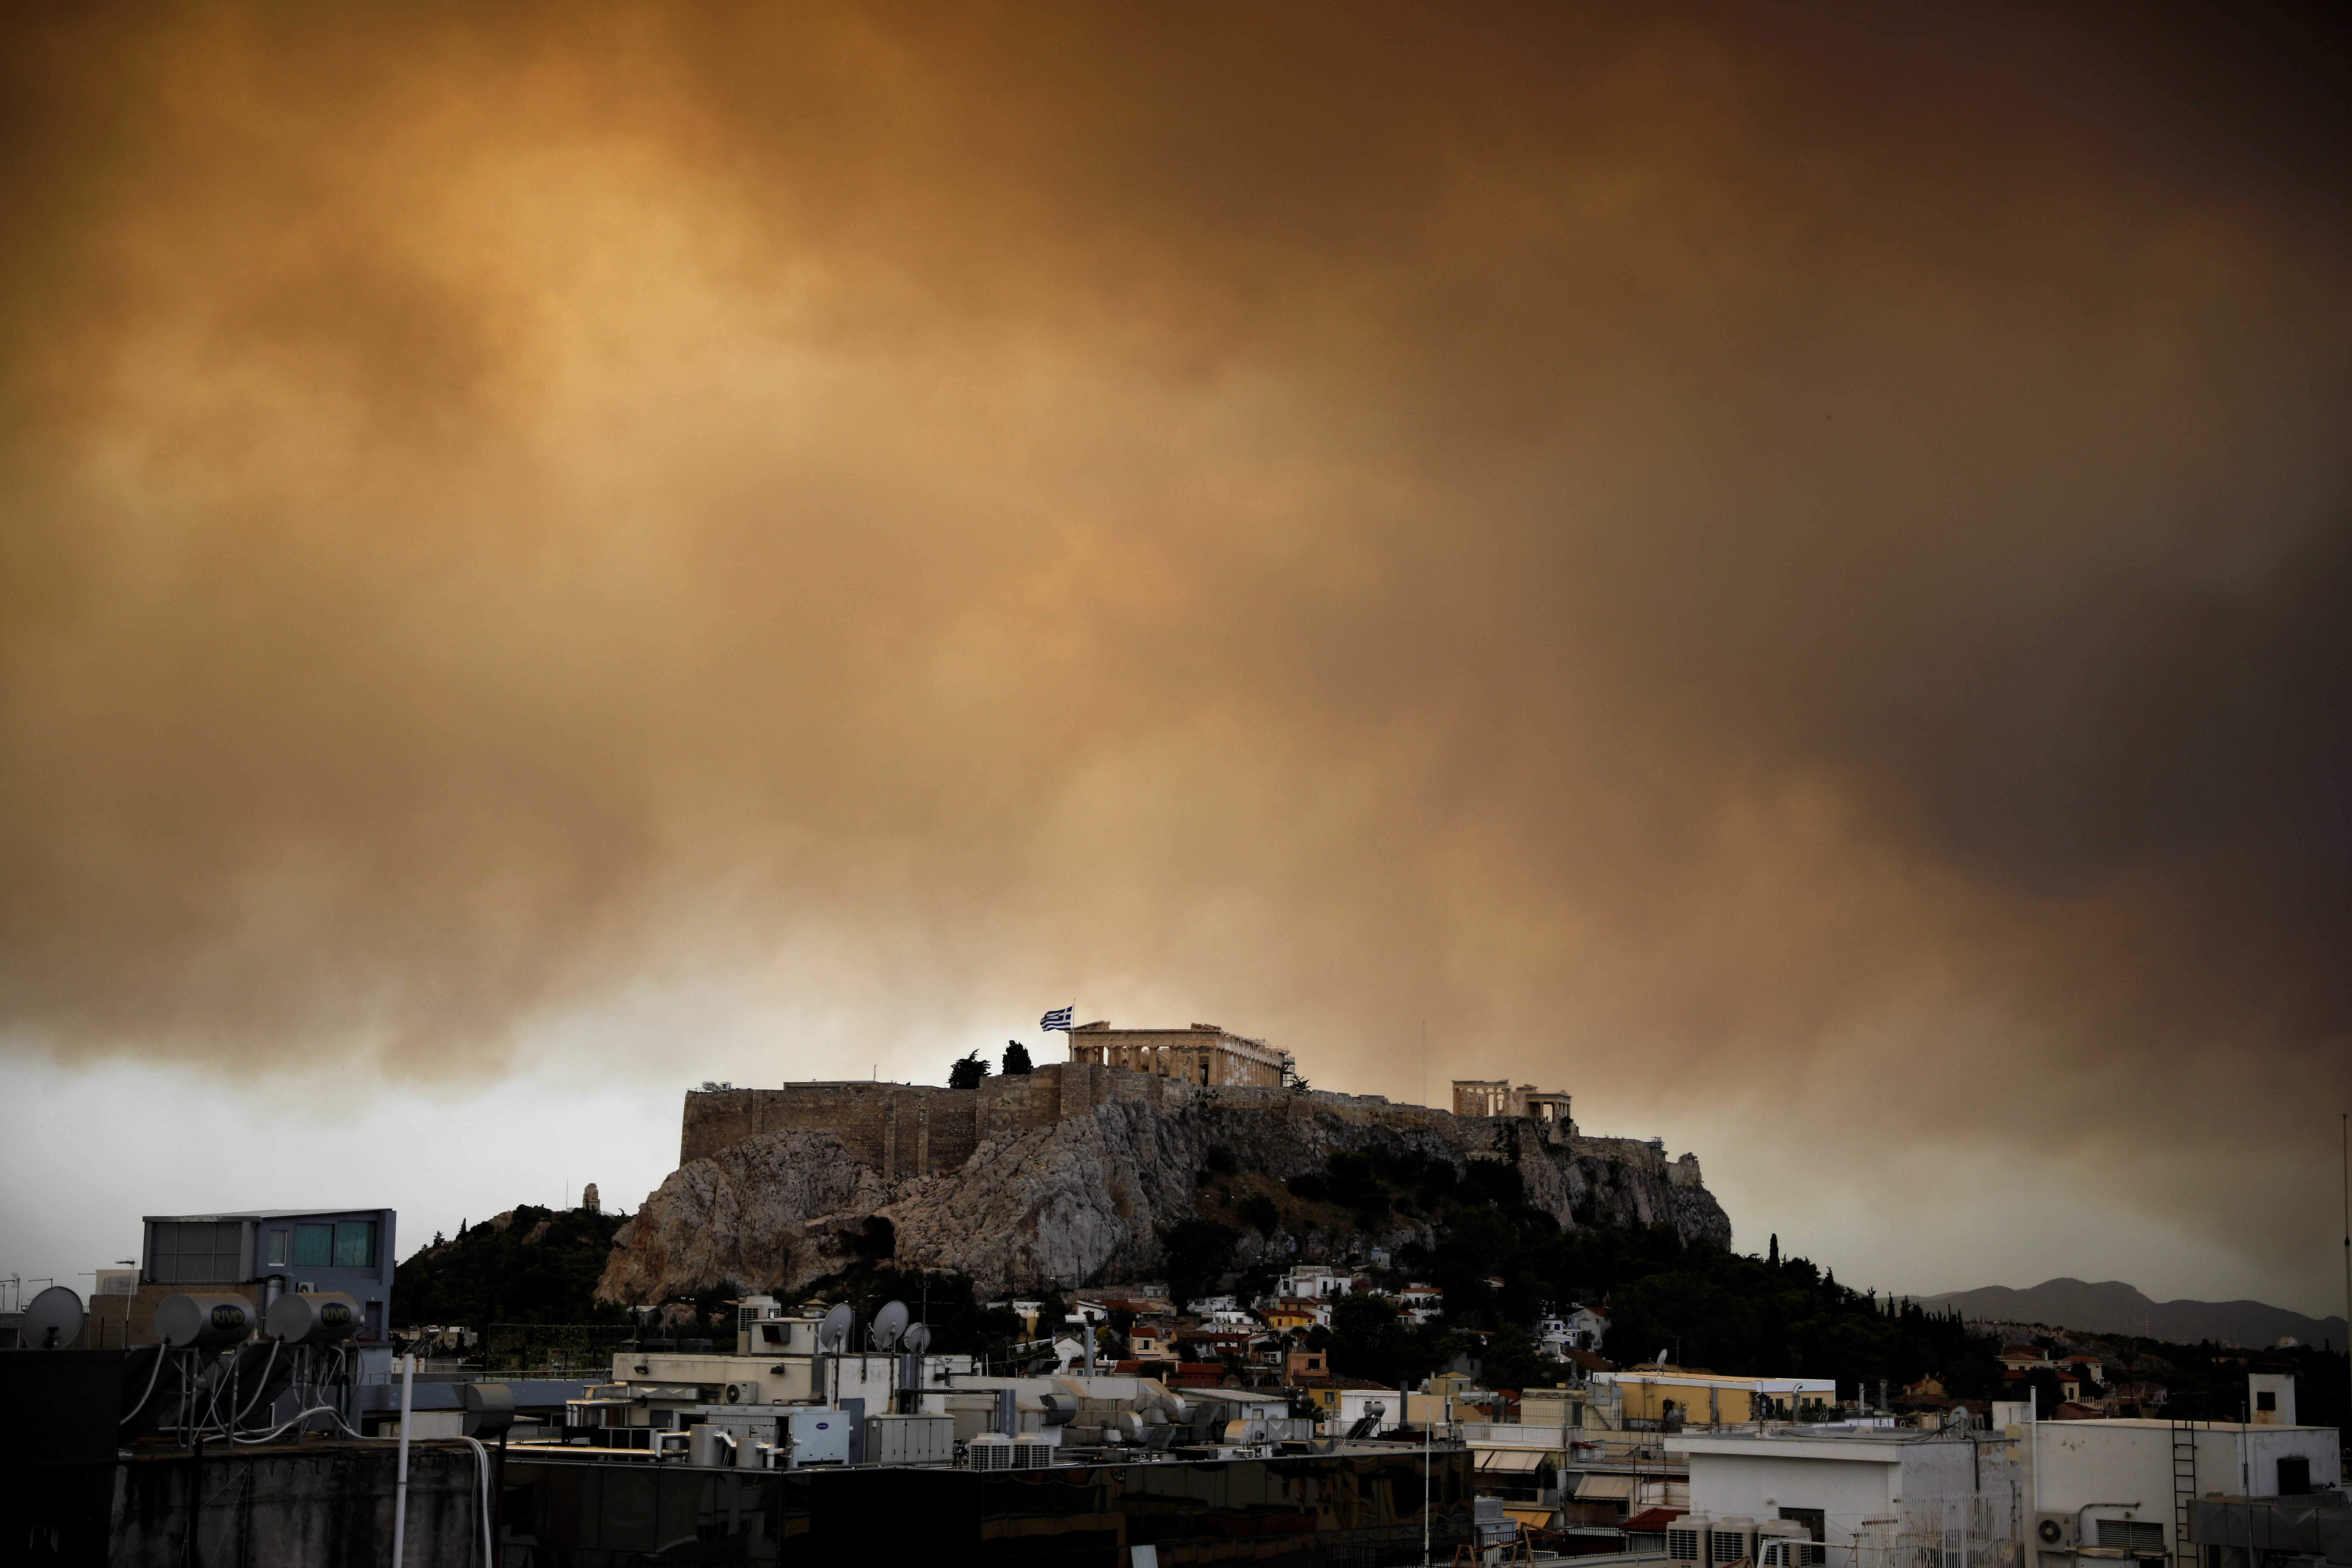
<box><xmin>1301</xmin><ymin>1374</ymin><xmax>1393</xmax><ymax>1390</ymax></box>
<box><xmin>1625</xmin><ymin>1509</ymin><xmax>1687</xmax><ymax>1532</ymax></box>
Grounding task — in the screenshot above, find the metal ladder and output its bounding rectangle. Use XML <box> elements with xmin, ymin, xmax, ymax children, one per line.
<box><xmin>2171</xmin><ymin>1419</ymin><xmax>2198</xmax><ymax>1568</ymax></box>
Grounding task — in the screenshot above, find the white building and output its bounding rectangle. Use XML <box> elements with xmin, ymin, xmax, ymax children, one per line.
<box><xmin>2247</xmin><ymin>1372</ymin><xmax>2295</xmax><ymax>1427</ymax></box>
<box><xmin>1320</xmin><ymin>1385</ymin><xmax>1403</xmax><ymax>1437</ymax></box>
<box><xmin>1277</xmin><ymin>1265</ymin><xmax>1354</xmax><ymax>1301</ymax></box>
<box><xmin>1534</xmin><ymin>1304</ymin><xmax>1606</xmax><ymax>1358</ymax></box>
<box><xmin>2029</xmin><ymin>1414</ymin><xmax>2338</xmax><ymax>1563</ymax></box>
<box><xmin>1671</xmin><ymin>1426</ymin><xmax>2008</xmax><ymax>1568</ymax></box>
<box><xmin>1670</xmin><ymin>1395</ymin><xmax>2342</xmax><ymax>1568</ymax></box>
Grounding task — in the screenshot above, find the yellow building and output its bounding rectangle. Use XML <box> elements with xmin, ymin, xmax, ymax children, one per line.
<box><xmin>1404</xmin><ymin>1374</ymin><xmax>1499</xmax><ymax>1428</ymax></box>
<box><xmin>1590</xmin><ymin>1368</ymin><xmax>1837</xmax><ymax>1427</ymax></box>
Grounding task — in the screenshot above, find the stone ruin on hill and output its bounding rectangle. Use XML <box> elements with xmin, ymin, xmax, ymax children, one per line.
<box><xmin>597</xmin><ymin>1056</ymin><xmax>1728</xmax><ymax>1303</ymax></box>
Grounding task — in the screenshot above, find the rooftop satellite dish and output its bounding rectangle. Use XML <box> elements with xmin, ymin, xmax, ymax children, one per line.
<box><xmin>870</xmin><ymin>1300</ymin><xmax>910</xmax><ymax>1351</ymax></box>
<box><xmin>901</xmin><ymin>1322</ymin><xmax>932</xmax><ymax>1355</ymax></box>
<box><xmin>818</xmin><ymin>1302</ymin><xmax>854</xmax><ymax>1353</ymax></box>
<box><xmin>24</xmin><ymin>1286</ymin><xmax>85</xmax><ymax>1350</ymax></box>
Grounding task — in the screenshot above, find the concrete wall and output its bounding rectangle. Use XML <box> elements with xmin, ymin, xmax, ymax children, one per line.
<box><xmin>1686</xmin><ymin>1445</ymin><xmax>1899</xmax><ymax>1557</ymax></box>
<box><xmin>105</xmin><ymin>1439</ymin><xmax>483</xmax><ymax>1567</ymax></box>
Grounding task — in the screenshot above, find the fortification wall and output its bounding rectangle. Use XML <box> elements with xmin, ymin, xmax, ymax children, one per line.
<box><xmin>680</xmin><ymin>1072</ymin><xmax>1058</xmax><ymax>1174</ymax></box>
<box><xmin>680</xmin><ymin>1065</ymin><xmax>1489</xmax><ymax>1172</ymax></box>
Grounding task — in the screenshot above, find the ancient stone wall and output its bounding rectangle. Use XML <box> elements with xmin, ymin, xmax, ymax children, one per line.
<box><xmin>681</xmin><ymin>1064</ymin><xmax>1525</xmax><ymax>1171</ymax></box>
<box><xmin>679</xmin><ymin>1069</ymin><xmax>1092</xmax><ymax>1171</ymax></box>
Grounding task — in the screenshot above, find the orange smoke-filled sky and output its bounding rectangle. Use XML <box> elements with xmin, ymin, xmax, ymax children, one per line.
<box><xmin>2</xmin><ymin>2</ymin><xmax>2348</xmax><ymax>1314</ymax></box>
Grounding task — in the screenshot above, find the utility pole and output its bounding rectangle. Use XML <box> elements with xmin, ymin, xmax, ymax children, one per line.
<box><xmin>1422</xmin><ymin>1381</ymin><xmax>1431</xmax><ymax>1567</ymax></box>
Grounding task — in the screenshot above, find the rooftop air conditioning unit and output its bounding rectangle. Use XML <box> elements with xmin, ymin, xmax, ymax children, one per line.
<box><xmin>1708</xmin><ymin>1518</ymin><xmax>1758</xmax><ymax>1564</ymax></box>
<box><xmin>2034</xmin><ymin>1514</ymin><xmax>2079</xmax><ymax>1550</ymax></box>
<box><xmin>723</xmin><ymin>1380</ymin><xmax>760</xmax><ymax>1405</ymax></box>
<box><xmin>1668</xmin><ymin>1514</ymin><xmax>1712</xmax><ymax>1563</ymax></box>
<box><xmin>2093</xmin><ymin>1520</ymin><xmax>2164</xmax><ymax>1556</ymax></box>
<box><xmin>1757</xmin><ymin>1520</ymin><xmax>1823</xmax><ymax>1568</ymax></box>
<box><xmin>967</xmin><ymin>1433</ymin><xmax>1014</xmax><ymax>1470</ymax></box>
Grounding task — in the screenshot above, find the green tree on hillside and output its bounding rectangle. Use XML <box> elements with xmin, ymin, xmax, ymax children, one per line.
<box><xmin>393</xmin><ymin>1205</ymin><xmax>633</xmax><ymax>1342</ymax></box>
<box><xmin>1159</xmin><ymin>1219</ymin><xmax>1241</xmax><ymax>1311</ymax></box>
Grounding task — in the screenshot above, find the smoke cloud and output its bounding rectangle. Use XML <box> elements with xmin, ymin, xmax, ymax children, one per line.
<box><xmin>3</xmin><ymin>4</ymin><xmax>2347</xmax><ymax>1304</ymax></box>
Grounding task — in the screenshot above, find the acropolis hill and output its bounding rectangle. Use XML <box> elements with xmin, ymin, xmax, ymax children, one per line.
<box><xmin>598</xmin><ymin>1026</ymin><xmax>1730</xmax><ymax>1303</ymax></box>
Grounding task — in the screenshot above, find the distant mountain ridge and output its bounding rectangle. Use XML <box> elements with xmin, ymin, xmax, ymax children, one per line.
<box><xmin>1912</xmin><ymin>1277</ymin><xmax>2346</xmax><ymax>1348</ymax></box>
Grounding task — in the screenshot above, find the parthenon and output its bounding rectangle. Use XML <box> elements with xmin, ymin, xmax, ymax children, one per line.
<box><xmin>1063</xmin><ymin>1021</ymin><xmax>1293</xmax><ymax>1088</ymax></box>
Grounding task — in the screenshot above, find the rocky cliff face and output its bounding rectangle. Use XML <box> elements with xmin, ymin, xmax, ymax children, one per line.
<box><xmin>598</xmin><ymin>1088</ymin><xmax>1731</xmax><ymax>1303</ymax></box>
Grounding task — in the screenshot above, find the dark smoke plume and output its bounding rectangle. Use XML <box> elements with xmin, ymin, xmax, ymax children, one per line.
<box><xmin>2</xmin><ymin>2</ymin><xmax>2348</xmax><ymax>1298</ymax></box>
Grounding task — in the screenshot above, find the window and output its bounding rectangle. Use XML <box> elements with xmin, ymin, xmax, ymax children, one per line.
<box><xmin>148</xmin><ymin>1221</ymin><xmax>245</xmax><ymax>1284</ymax></box>
<box><xmin>2277</xmin><ymin>1457</ymin><xmax>2310</xmax><ymax>1496</ymax></box>
<box><xmin>334</xmin><ymin>1220</ymin><xmax>377</xmax><ymax>1269</ymax></box>
<box><xmin>2254</xmin><ymin>1391</ymin><xmax>2275</xmax><ymax>1412</ymax></box>
<box><xmin>266</xmin><ymin>1231</ymin><xmax>288</xmax><ymax>1266</ymax></box>
<box><xmin>293</xmin><ymin>1224</ymin><xmax>333</xmax><ymax>1267</ymax></box>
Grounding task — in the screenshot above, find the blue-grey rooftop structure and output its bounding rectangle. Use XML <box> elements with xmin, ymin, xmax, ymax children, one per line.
<box><xmin>141</xmin><ymin>1207</ymin><xmax>397</xmax><ymax>1342</ymax></box>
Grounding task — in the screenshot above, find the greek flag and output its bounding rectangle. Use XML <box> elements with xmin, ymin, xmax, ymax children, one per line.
<box><xmin>1040</xmin><ymin>1006</ymin><xmax>1074</xmax><ymax>1033</ymax></box>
